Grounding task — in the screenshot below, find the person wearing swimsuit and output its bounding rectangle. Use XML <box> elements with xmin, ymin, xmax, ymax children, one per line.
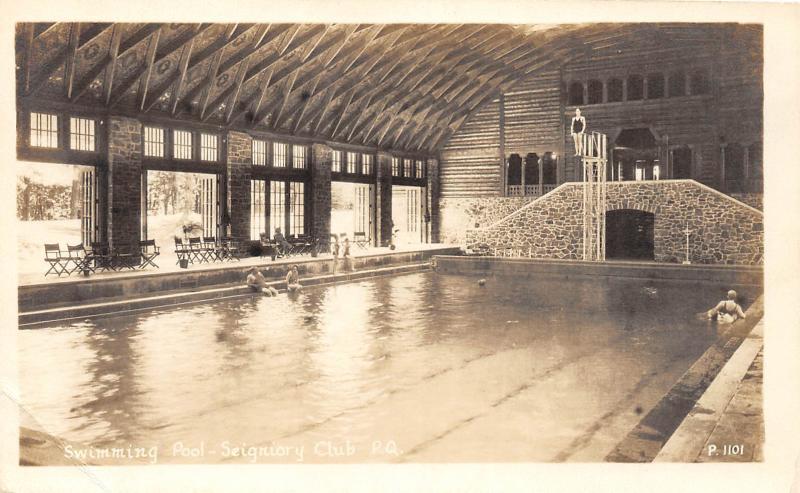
<box><xmin>707</xmin><ymin>290</ymin><xmax>746</xmax><ymax>323</ymax></box>
<box><xmin>570</xmin><ymin>108</ymin><xmax>586</xmax><ymax>156</ymax></box>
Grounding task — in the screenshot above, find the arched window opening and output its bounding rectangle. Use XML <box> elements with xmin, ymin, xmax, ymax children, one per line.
<box><xmin>607</xmin><ymin>78</ymin><xmax>623</xmax><ymax>103</ymax></box>
<box><xmin>542</xmin><ymin>152</ymin><xmax>557</xmax><ymax>185</ymax></box>
<box><xmin>672</xmin><ymin>146</ymin><xmax>692</xmax><ymax>179</ymax></box>
<box><xmin>627</xmin><ymin>75</ymin><xmax>644</xmax><ymax>100</ymax></box>
<box><xmin>568</xmin><ymin>81</ymin><xmax>584</xmax><ymax>106</ymax></box>
<box><xmin>669</xmin><ymin>71</ymin><xmax>686</xmax><ymax>97</ymax></box>
<box><xmin>507</xmin><ymin>154</ymin><xmax>522</xmax><ymax>195</ymax></box>
<box><xmin>647</xmin><ymin>73</ymin><xmax>665</xmax><ymax>99</ymax></box>
<box><xmin>524</xmin><ymin>153</ymin><xmax>539</xmax><ymax>185</ymax></box>
<box><xmin>587</xmin><ymin>80</ymin><xmax>603</xmax><ymax>104</ymax></box>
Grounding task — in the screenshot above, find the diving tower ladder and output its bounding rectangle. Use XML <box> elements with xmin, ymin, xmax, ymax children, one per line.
<box><xmin>578</xmin><ymin>132</ymin><xmax>608</xmax><ymax>262</ymax></box>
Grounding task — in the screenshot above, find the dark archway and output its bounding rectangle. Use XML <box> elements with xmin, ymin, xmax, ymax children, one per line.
<box><xmin>605</xmin><ymin>209</ymin><xmax>655</xmax><ymax>260</ymax></box>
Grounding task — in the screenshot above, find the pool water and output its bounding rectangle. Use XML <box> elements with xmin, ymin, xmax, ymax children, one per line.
<box><xmin>18</xmin><ymin>271</ymin><xmax>758</xmax><ymax>463</ymax></box>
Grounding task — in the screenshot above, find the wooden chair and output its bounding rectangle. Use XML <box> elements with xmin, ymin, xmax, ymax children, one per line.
<box><xmin>259</xmin><ymin>233</ymin><xmax>278</xmax><ymax>260</ymax></box>
<box><xmin>353</xmin><ymin>232</ymin><xmax>369</xmax><ymax>250</ymax></box>
<box><xmin>44</xmin><ymin>243</ymin><xmax>67</xmax><ymax>277</ymax></box>
<box><xmin>65</xmin><ymin>243</ymin><xmax>92</xmax><ymax>275</ymax></box>
<box><xmin>203</xmin><ymin>236</ymin><xmax>220</xmax><ymax>261</ymax></box>
<box><xmin>174</xmin><ymin>237</ymin><xmax>192</xmax><ymax>265</ymax></box>
<box><xmin>188</xmin><ymin>236</ymin><xmax>208</xmax><ymax>263</ymax></box>
<box><xmin>139</xmin><ymin>240</ymin><xmax>160</xmax><ymax>269</ymax></box>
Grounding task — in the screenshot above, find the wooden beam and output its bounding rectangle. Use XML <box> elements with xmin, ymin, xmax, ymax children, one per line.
<box><xmin>103</xmin><ymin>26</ymin><xmax>123</xmax><ymax>105</ymax></box>
<box><xmin>311</xmin><ymin>86</ymin><xmax>337</xmax><ymax>134</ymax></box>
<box><xmin>137</xmin><ymin>28</ymin><xmax>161</xmax><ymax>110</ymax></box>
<box><xmin>224</xmin><ymin>57</ymin><xmax>251</xmax><ymax>123</ymax></box>
<box><xmin>291</xmin><ymin>73</ymin><xmax>322</xmax><ymax>133</ymax></box>
<box><xmin>71</xmin><ymin>23</ymin><xmax>124</xmax><ymax>103</ymax></box>
<box><xmin>64</xmin><ymin>23</ymin><xmax>81</xmax><ymax>99</ymax></box>
<box><xmin>270</xmin><ymin>70</ymin><xmax>299</xmax><ymax>128</ymax></box>
<box><xmin>197</xmin><ymin>50</ymin><xmax>224</xmax><ymax>119</ymax></box>
<box><xmin>77</xmin><ymin>23</ymin><xmax>112</xmax><ymax>49</ymax></box>
<box><xmin>19</xmin><ymin>23</ymin><xmax>34</xmax><ymax>95</ymax></box>
<box><xmin>169</xmin><ymin>36</ymin><xmax>197</xmax><ymax>115</ymax></box>
<box><xmin>251</xmin><ymin>67</ymin><xmax>275</xmax><ymax>123</ymax></box>
<box><xmin>118</xmin><ymin>24</ymin><xmax>161</xmax><ymax>57</ymax></box>
<box><xmin>329</xmin><ymin>86</ymin><xmax>356</xmax><ymax>138</ymax></box>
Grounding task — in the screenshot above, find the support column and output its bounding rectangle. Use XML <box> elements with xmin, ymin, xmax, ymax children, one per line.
<box><xmin>311</xmin><ymin>143</ymin><xmax>332</xmax><ymax>252</ymax></box>
<box><xmin>107</xmin><ymin>116</ymin><xmax>142</xmax><ymax>252</ymax></box>
<box><xmin>427</xmin><ymin>157</ymin><xmax>439</xmax><ymax>243</ymax></box>
<box><xmin>226</xmin><ymin>131</ymin><xmax>251</xmax><ymax>239</ymax></box>
<box><xmin>376</xmin><ymin>152</ymin><xmax>393</xmax><ymax>247</ymax></box>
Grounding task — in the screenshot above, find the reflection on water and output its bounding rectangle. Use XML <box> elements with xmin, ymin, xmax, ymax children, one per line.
<box><xmin>18</xmin><ymin>272</ymin><xmax>758</xmax><ymax>463</ymax></box>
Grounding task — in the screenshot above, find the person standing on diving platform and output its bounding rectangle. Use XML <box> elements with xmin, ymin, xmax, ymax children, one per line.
<box><xmin>570</xmin><ymin>108</ymin><xmax>586</xmax><ymax>156</ymax></box>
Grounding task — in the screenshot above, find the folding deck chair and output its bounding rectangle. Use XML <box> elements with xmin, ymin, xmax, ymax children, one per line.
<box><xmin>139</xmin><ymin>240</ymin><xmax>160</xmax><ymax>269</ymax></box>
<box><xmin>353</xmin><ymin>232</ymin><xmax>370</xmax><ymax>250</ymax></box>
<box><xmin>65</xmin><ymin>243</ymin><xmax>93</xmax><ymax>275</ymax></box>
<box><xmin>174</xmin><ymin>237</ymin><xmax>192</xmax><ymax>266</ymax></box>
<box><xmin>44</xmin><ymin>243</ymin><xmax>68</xmax><ymax>277</ymax></box>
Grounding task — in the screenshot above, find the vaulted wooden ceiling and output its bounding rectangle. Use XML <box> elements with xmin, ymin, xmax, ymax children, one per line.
<box><xmin>14</xmin><ymin>23</ymin><xmax>754</xmax><ymax>154</ymax></box>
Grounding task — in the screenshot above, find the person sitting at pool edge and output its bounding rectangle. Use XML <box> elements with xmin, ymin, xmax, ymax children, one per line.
<box><xmin>707</xmin><ymin>290</ymin><xmax>746</xmax><ymax>323</ymax></box>
<box><xmin>246</xmin><ymin>267</ymin><xmax>278</xmax><ymax>296</ymax></box>
<box><xmin>286</xmin><ymin>265</ymin><xmax>302</xmax><ymax>291</ymax></box>
<box><xmin>274</xmin><ymin>227</ymin><xmax>292</xmax><ymax>256</ymax></box>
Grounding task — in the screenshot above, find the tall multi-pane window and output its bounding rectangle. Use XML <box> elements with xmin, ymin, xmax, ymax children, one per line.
<box><xmin>331</xmin><ymin>150</ymin><xmax>342</xmax><ymax>173</ymax></box>
<box><xmin>250</xmin><ymin>179</ymin><xmax>266</xmax><ymax>240</ymax></box>
<box><xmin>200</xmin><ymin>133</ymin><xmax>218</xmax><ymax>162</ymax></box>
<box><xmin>362</xmin><ymin>154</ymin><xmax>373</xmax><ymax>175</ymax></box>
<box><xmin>174</xmin><ymin>130</ymin><xmax>193</xmax><ymax>159</ymax></box>
<box><xmin>391</xmin><ymin>157</ymin><xmax>400</xmax><ymax>177</ymax></box>
<box><xmin>273</xmin><ymin>142</ymin><xmax>288</xmax><ymax>167</ymax></box>
<box><xmin>347</xmin><ymin>152</ymin><xmax>358</xmax><ymax>174</ymax></box>
<box><xmin>292</xmin><ymin>145</ymin><xmax>307</xmax><ymax>169</ymax></box>
<box><xmin>30</xmin><ymin>112</ymin><xmax>58</xmax><ymax>148</ymax></box>
<box><xmin>403</xmin><ymin>158</ymin><xmax>413</xmax><ymax>178</ymax></box>
<box><xmin>144</xmin><ymin>126</ymin><xmax>164</xmax><ymax>157</ymax></box>
<box><xmin>252</xmin><ymin>139</ymin><xmax>267</xmax><ymax>165</ymax></box>
<box><xmin>269</xmin><ymin>180</ymin><xmax>286</xmax><ymax>234</ymax></box>
<box><xmin>70</xmin><ymin>117</ymin><xmax>95</xmax><ymax>151</ymax></box>
<box><xmin>415</xmin><ymin>160</ymin><xmax>424</xmax><ymax>179</ymax></box>
<box><xmin>289</xmin><ymin>182</ymin><xmax>305</xmax><ymax>236</ymax></box>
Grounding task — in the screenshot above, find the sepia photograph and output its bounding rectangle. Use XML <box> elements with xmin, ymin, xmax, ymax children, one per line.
<box><xmin>2</xmin><ymin>1</ymin><xmax>799</xmax><ymax>492</ymax></box>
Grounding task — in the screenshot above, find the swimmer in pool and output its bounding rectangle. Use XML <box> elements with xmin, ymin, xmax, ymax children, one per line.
<box><xmin>707</xmin><ymin>290</ymin><xmax>746</xmax><ymax>323</ymax></box>
<box><xmin>246</xmin><ymin>267</ymin><xmax>278</xmax><ymax>296</ymax></box>
<box><xmin>286</xmin><ymin>265</ymin><xmax>302</xmax><ymax>291</ymax></box>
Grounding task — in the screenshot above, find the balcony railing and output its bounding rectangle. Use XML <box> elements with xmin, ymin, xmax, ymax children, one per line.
<box><xmin>507</xmin><ymin>184</ymin><xmax>557</xmax><ymax>198</ymax></box>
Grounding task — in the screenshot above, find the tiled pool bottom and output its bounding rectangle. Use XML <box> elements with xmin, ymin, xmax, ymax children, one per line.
<box><xmin>18</xmin><ymin>272</ymin><xmax>760</xmax><ymax>464</ymax></box>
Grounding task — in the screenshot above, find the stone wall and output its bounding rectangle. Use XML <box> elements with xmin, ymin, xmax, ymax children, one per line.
<box><xmin>729</xmin><ymin>193</ymin><xmax>763</xmax><ymax>211</ymax></box>
<box><xmin>226</xmin><ymin>131</ymin><xmax>252</xmax><ymax>239</ymax></box>
<box><xmin>311</xmin><ymin>143</ymin><xmax>332</xmax><ymax>250</ymax></box>
<box><xmin>464</xmin><ymin>180</ymin><xmax>763</xmax><ymax>265</ymax></box>
<box><xmin>439</xmin><ymin>196</ymin><xmax>537</xmax><ymax>244</ymax></box>
<box><xmin>107</xmin><ymin>117</ymin><xmax>142</xmax><ymax>251</ymax></box>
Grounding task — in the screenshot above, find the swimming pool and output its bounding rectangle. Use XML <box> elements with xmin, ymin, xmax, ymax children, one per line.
<box><xmin>18</xmin><ymin>271</ymin><xmax>759</xmax><ymax>463</ymax></box>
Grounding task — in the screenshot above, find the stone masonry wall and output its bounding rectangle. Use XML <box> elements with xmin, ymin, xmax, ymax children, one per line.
<box><xmin>226</xmin><ymin>131</ymin><xmax>252</xmax><ymax>239</ymax></box>
<box><xmin>439</xmin><ymin>196</ymin><xmax>537</xmax><ymax>244</ymax></box>
<box><xmin>311</xmin><ymin>143</ymin><xmax>332</xmax><ymax>251</ymax></box>
<box><xmin>464</xmin><ymin>180</ymin><xmax>763</xmax><ymax>265</ymax></box>
<box><xmin>107</xmin><ymin>117</ymin><xmax>142</xmax><ymax>251</ymax></box>
<box><xmin>729</xmin><ymin>193</ymin><xmax>763</xmax><ymax>211</ymax></box>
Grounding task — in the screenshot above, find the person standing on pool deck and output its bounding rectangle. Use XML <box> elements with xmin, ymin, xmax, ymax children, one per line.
<box><xmin>342</xmin><ymin>238</ymin><xmax>353</xmax><ymax>272</ymax></box>
<box><xmin>246</xmin><ymin>267</ymin><xmax>278</xmax><ymax>296</ymax></box>
<box><xmin>570</xmin><ymin>108</ymin><xmax>586</xmax><ymax>156</ymax></box>
<box><xmin>707</xmin><ymin>290</ymin><xmax>746</xmax><ymax>323</ymax></box>
<box><xmin>331</xmin><ymin>235</ymin><xmax>340</xmax><ymax>275</ymax></box>
<box><xmin>286</xmin><ymin>265</ymin><xmax>302</xmax><ymax>291</ymax></box>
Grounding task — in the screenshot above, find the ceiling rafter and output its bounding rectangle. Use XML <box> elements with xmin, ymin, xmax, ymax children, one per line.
<box><xmin>18</xmin><ymin>23</ymin><xmax>35</xmax><ymax>95</ymax></box>
<box><xmin>63</xmin><ymin>23</ymin><xmax>81</xmax><ymax>100</ymax></box>
<box><xmin>71</xmin><ymin>24</ymin><xmax>124</xmax><ymax>103</ymax></box>
<box><xmin>137</xmin><ymin>28</ymin><xmax>162</xmax><ymax>110</ymax></box>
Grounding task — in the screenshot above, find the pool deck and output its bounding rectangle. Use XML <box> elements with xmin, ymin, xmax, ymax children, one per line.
<box><xmin>18</xmin><ymin>244</ymin><xmax>460</xmax><ymax>324</ymax></box>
